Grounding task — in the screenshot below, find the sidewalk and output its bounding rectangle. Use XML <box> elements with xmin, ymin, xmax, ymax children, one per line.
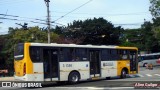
<box><xmin>0</xmin><ymin>77</ymin><xmax>15</xmax><ymax>81</ymax></box>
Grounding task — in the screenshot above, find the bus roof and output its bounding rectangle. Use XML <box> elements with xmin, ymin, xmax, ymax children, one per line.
<box><xmin>26</xmin><ymin>43</ymin><xmax>138</xmax><ymax>50</ymax></box>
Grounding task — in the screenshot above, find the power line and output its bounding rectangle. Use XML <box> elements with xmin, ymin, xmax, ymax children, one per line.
<box><xmin>0</xmin><ymin>16</ymin><xmax>144</xmax><ymax>27</ymax></box>
<box><xmin>51</xmin><ymin>11</ymin><xmax>149</xmax><ymax>16</ymax></box>
<box><xmin>0</xmin><ymin>17</ymin><xmax>56</xmax><ymax>26</ymax></box>
<box><xmin>0</xmin><ymin>14</ymin><xmax>46</xmax><ymax>22</ymax></box>
<box><xmin>0</xmin><ymin>14</ymin><xmax>66</xmax><ymax>27</ymax></box>
<box><xmin>52</xmin><ymin>0</ymin><xmax>93</xmax><ymax>23</ymax></box>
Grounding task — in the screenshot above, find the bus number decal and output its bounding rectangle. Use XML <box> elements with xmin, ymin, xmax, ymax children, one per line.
<box><xmin>103</xmin><ymin>62</ymin><xmax>113</xmax><ymax>66</ymax></box>
<box><xmin>63</xmin><ymin>64</ymin><xmax>72</xmax><ymax>67</ymax></box>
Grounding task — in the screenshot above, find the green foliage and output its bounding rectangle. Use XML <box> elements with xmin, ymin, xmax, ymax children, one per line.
<box><xmin>149</xmin><ymin>0</ymin><xmax>160</xmax><ymax>17</ymax></box>
<box><xmin>152</xmin><ymin>17</ymin><xmax>160</xmax><ymax>49</ymax></box>
<box><xmin>140</xmin><ymin>21</ymin><xmax>159</xmax><ymax>52</ymax></box>
<box><xmin>120</xmin><ymin>29</ymin><xmax>142</xmax><ymax>49</ymax></box>
<box><xmin>62</xmin><ymin>17</ymin><xmax>124</xmax><ymax>45</ymax></box>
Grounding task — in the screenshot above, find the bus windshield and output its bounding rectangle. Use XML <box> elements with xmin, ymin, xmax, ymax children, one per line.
<box><xmin>14</xmin><ymin>43</ymin><xmax>24</xmax><ymax>60</ymax></box>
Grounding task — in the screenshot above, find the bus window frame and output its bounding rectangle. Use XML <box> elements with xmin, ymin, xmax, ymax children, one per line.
<box><xmin>59</xmin><ymin>47</ymin><xmax>88</xmax><ymax>62</ymax></box>
<box><xmin>14</xmin><ymin>43</ymin><xmax>24</xmax><ymax>60</ymax></box>
<box><xmin>29</xmin><ymin>46</ymin><xmax>43</xmax><ymax>63</ymax></box>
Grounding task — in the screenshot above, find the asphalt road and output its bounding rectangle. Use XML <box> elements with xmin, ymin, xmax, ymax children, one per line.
<box><xmin>0</xmin><ymin>66</ymin><xmax>160</xmax><ymax>90</ymax></box>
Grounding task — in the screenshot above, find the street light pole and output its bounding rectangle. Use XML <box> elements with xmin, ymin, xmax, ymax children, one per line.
<box><xmin>44</xmin><ymin>0</ymin><xmax>51</xmax><ymax>43</ymax></box>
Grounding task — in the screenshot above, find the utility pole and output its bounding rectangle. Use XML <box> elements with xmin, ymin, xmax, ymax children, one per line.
<box><xmin>44</xmin><ymin>0</ymin><xmax>51</xmax><ymax>43</ymax></box>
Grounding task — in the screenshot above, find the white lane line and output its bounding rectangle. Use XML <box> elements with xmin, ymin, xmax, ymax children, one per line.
<box><xmin>146</xmin><ymin>74</ymin><xmax>152</xmax><ymax>77</ymax></box>
<box><xmin>137</xmin><ymin>74</ymin><xmax>144</xmax><ymax>77</ymax></box>
<box><xmin>154</xmin><ymin>74</ymin><xmax>160</xmax><ymax>76</ymax></box>
<box><xmin>129</xmin><ymin>75</ymin><xmax>135</xmax><ymax>78</ymax></box>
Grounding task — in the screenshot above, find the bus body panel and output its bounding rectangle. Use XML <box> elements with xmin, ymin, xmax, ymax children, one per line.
<box><xmin>59</xmin><ymin>62</ymin><xmax>89</xmax><ymax>81</ymax></box>
<box><xmin>15</xmin><ymin>74</ymin><xmax>37</xmax><ymax>81</ymax></box>
<box><xmin>117</xmin><ymin>60</ymin><xmax>130</xmax><ymax>75</ymax></box>
<box><xmin>101</xmin><ymin>61</ymin><xmax>117</xmax><ymax>77</ymax></box>
<box><xmin>15</xmin><ymin>63</ymin><xmax>44</xmax><ymax>81</ymax></box>
<box><xmin>33</xmin><ymin>63</ymin><xmax>44</xmax><ymax>81</ymax></box>
<box><xmin>14</xmin><ymin>60</ymin><xmax>25</xmax><ymax>76</ymax></box>
<box><xmin>25</xmin><ymin>43</ymin><xmax>33</xmax><ymax>74</ymax></box>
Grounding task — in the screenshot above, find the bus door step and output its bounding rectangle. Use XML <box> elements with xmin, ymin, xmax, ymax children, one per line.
<box><xmin>91</xmin><ymin>77</ymin><xmax>100</xmax><ymax>80</ymax></box>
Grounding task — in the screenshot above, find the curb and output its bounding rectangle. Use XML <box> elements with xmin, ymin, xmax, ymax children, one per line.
<box><xmin>0</xmin><ymin>77</ymin><xmax>15</xmax><ymax>81</ymax></box>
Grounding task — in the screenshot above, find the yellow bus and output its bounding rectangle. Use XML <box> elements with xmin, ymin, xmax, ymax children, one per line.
<box><xmin>14</xmin><ymin>43</ymin><xmax>138</xmax><ymax>84</ymax></box>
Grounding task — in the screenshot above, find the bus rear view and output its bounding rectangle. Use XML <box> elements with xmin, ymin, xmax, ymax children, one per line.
<box><xmin>14</xmin><ymin>43</ymin><xmax>44</xmax><ymax>81</ymax></box>
<box><xmin>14</xmin><ymin>43</ymin><xmax>26</xmax><ymax>78</ymax></box>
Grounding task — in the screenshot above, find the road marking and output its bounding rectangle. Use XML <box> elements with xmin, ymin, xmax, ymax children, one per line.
<box><xmin>137</xmin><ymin>74</ymin><xmax>144</xmax><ymax>77</ymax></box>
<box><xmin>154</xmin><ymin>74</ymin><xmax>160</xmax><ymax>76</ymax></box>
<box><xmin>146</xmin><ymin>74</ymin><xmax>152</xmax><ymax>77</ymax></box>
<box><xmin>129</xmin><ymin>75</ymin><xmax>135</xmax><ymax>78</ymax></box>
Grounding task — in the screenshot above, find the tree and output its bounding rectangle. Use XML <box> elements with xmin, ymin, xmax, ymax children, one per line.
<box><xmin>151</xmin><ymin>17</ymin><xmax>160</xmax><ymax>49</ymax></box>
<box><xmin>141</xmin><ymin>21</ymin><xmax>159</xmax><ymax>52</ymax></box>
<box><xmin>120</xmin><ymin>29</ymin><xmax>143</xmax><ymax>49</ymax></box>
<box><xmin>148</xmin><ymin>0</ymin><xmax>160</xmax><ymax>52</ymax></box>
<box><xmin>149</xmin><ymin>0</ymin><xmax>160</xmax><ymax>17</ymax></box>
<box><xmin>63</xmin><ymin>17</ymin><xmax>124</xmax><ymax>45</ymax></box>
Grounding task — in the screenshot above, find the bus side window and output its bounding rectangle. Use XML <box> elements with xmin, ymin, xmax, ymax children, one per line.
<box><xmin>30</xmin><ymin>47</ymin><xmax>41</xmax><ymax>62</ymax></box>
<box><xmin>101</xmin><ymin>50</ymin><xmax>109</xmax><ymax>61</ymax></box>
<box><xmin>61</xmin><ymin>48</ymin><xmax>75</xmax><ymax>62</ymax></box>
<box><xmin>75</xmin><ymin>48</ymin><xmax>87</xmax><ymax>61</ymax></box>
<box><xmin>119</xmin><ymin>50</ymin><xmax>129</xmax><ymax>60</ymax></box>
<box><xmin>59</xmin><ymin>48</ymin><xmax>64</xmax><ymax>62</ymax></box>
<box><xmin>110</xmin><ymin>49</ymin><xmax>119</xmax><ymax>60</ymax></box>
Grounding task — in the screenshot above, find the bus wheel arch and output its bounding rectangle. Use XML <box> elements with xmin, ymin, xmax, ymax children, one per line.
<box><xmin>120</xmin><ymin>67</ymin><xmax>128</xmax><ymax>79</ymax></box>
<box><xmin>68</xmin><ymin>70</ymin><xmax>81</xmax><ymax>84</ymax></box>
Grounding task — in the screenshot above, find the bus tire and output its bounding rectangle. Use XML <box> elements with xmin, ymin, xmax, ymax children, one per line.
<box><xmin>120</xmin><ymin>69</ymin><xmax>127</xmax><ymax>79</ymax></box>
<box><xmin>68</xmin><ymin>71</ymin><xmax>80</xmax><ymax>84</ymax></box>
<box><xmin>143</xmin><ymin>63</ymin><xmax>147</xmax><ymax>67</ymax></box>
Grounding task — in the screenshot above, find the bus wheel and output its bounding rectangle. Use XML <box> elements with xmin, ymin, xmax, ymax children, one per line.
<box><xmin>68</xmin><ymin>72</ymin><xmax>80</xmax><ymax>84</ymax></box>
<box><xmin>120</xmin><ymin>69</ymin><xmax>127</xmax><ymax>79</ymax></box>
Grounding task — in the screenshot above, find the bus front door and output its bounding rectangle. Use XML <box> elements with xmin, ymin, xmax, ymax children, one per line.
<box><xmin>43</xmin><ymin>49</ymin><xmax>59</xmax><ymax>81</ymax></box>
<box><xmin>89</xmin><ymin>50</ymin><xmax>101</xmax><ymax>78</ymax></box>
<box><xmin>130</xmin><ymin>50</ymin><xmax>137</xmax><ymax>72</ymax></box>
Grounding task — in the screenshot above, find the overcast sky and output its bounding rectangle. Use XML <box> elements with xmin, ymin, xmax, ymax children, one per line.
<box><xmin>0</xmin><ymin>0</ymin><xmax>152</xmax><ymax>34</ymax></box>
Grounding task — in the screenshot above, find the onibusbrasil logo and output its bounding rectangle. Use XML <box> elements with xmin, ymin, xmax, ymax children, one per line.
<box><xmin>1</xmin><ymin>82</ymin><xmax>42</xmax><ymax>88</ymax></box>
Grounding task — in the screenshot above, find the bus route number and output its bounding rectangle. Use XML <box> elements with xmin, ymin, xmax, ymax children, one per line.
<box><xmin>63</xmin><ymin>64</ymin><xmax>72</xmax><ymax>67</ymax></box>
<box><xmin>103</xmin><ymin>62</ymin><xmax>113</xmax><ymax>66</ymax></box>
